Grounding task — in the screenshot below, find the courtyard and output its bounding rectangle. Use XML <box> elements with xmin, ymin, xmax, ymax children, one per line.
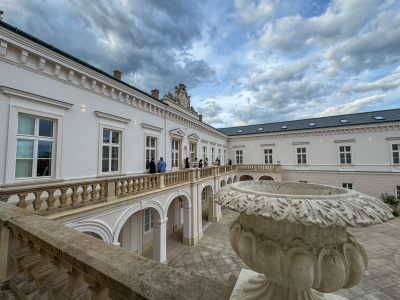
<box><xmin>169</xmin><ymin>209</ymin><xmax>400</xmax><ymax>300</ymax></box>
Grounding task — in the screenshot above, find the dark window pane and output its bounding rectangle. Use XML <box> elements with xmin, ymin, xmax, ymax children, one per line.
<box><xmin>18</xmin><ymin>116</ymin><xmax>35</xmax><ymax>135</ymax></box>
<box><xmin>38</xmin><ymin>141</ymin><xmax>52</xmax><ymax>158</ymax></box>
<box><xmin>339</xmin><ymin>146</ymin><xmax>344</xmax><ymax>152</ymax></box>
<box><xmin>111</xmin><ymin>147</ymin><xmax>119</xmax><ymax>159</ymax></box>
<box><xmin>394</xmin><ymin>157</ymin><xmax>399</xmax><ymax>164</ymax></box>
<box><xmin>393</xmin><ymin>144</ymin><xmax>399</xmax><ymax>151</ymax></box>
<box><xmin>112</xmin><ymin>132</ymin><xmax>119</xmax><ymax>144</ymax></box>
<box><xmin>345</xmin><ymin>146</ymin><xmax>350</xmax><ymax>152</ymax></box>
<box><xmin>103</xmin><ymin>146</ymin><xmax>109</xmax><ymax>159</ymax></box>
<box><xmin>37</xmin><ymin>159</ymin><xmax>51</xmax><ymax>176</ymax></box>
<box><xmin>151</xmin><ymin>138</ymin><xmax>155</xmax><ymax>147</ymax></box>
<box><xmin>146</xmin><ymin>137</ymin><xmax>150</xmax><ymax>147</ymax></box>
<box><xmin>39</xmin><ymin>119</ymin><xmax>53</xmax><ymax>137</ymax></box>
<box><xmin>111</xmin><ymin>159</ymin><xmax>118</xmax><ymax>171</ymax></box>
<box><xmin>103</xmin><ymin>130</ymin><xmax>110</xmax><ymax>143</ymax></box>
<box><xmin>102</xmin><ymin>159</ymin><xmax>109</xmax><ymax>172</ymax></box>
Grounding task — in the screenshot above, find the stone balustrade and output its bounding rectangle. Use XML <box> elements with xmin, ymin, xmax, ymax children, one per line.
<box><xmin>0</xmin><ymin>164</ymin><xmax>280</xmax><ymax>215</ymax></box>
<box><xmin>0</xmin><ymin>202</ymin><xmax>231</xmax><ymax>300</ymax></box>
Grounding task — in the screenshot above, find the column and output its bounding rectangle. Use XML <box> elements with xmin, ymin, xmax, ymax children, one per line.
<box><xmin>182</xmin><ymin>205</ymin><xmax>192</xmax><ymax>245</ymax></box>
<box><xmin>130</xmin><ymin>214</ymin><xmax>138</xmax><ymax>253</ymax></box>
<box><xmin>208</xmin><ymin>196</ymin><xmax>216</xmax><ymax>222</ymax></box>
<box><xmin>197</xmin><ymin>186</ymin><xmax>203</xmax><ymax>240</ymax></box>
<box><xmin>152</xmin><ymin>218</ymin><xmax>168</xmax><ymax>264</ymax></box>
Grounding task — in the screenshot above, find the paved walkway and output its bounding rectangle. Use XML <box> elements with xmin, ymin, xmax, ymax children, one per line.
<box><xmin>168</xmin><ymin>209</ymin><xmax>400</xmax><ymax>300</ymax></box>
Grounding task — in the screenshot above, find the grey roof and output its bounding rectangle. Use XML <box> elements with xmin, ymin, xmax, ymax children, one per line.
<box><xmin>217</xmin><ymin>108</ymin><xmax>400</xmax><ymax>136</ymax></box>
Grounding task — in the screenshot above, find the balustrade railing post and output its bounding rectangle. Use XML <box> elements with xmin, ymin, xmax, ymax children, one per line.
<box><xmin>10</xmin><ymin>234</ymin><xmax>28</xmax><ymax>288</ymax></box>
<box><xmin>31</xmin><ymin>247</ymin><xmax>53</xmax><ymax>300</ymax></box>
<box><xmin>20</xmin><ymin>239</ymin><xmax>40</xmax><ymax>295</ymax></box>
<box><xmin>61</xmin><ymin>266</ymin><xmax>90</xmax><ymax>299</ymax></box>
<box><xmin>17</xmin><ymin>192</ymin><xmax>28</xmax><ymax>209</ymax></box>
<box><xmin>60</xmin><ymin>188</ymin><xmax>69</xmax><ymax>208</ymax></box>
<box><xmin>84</xmin><ymin>275</ymin><xmax>111</xmax><ymax>300</ymax></box>
<box><xmin>0</xmin><ymin>225</ymin><xmax>18</xmax><ymax>289</ymax></box>
<box><xmin>189</xmin><ymin>168</ymin><xmax>197</xmax><ymax>182</ymax></box>
<box><xmin>104</xmin><ymin>180</ymin><xmax>116</xmax><ymax>200</ymax></box>
<box><xmin>159</xmin><ymin>174</ymin><xmax>165</xmax><ymax>188</ymax></box>
<box><xmin>44</xmin><ymin>256</ymin><xmax>69</xmax><ymax>300</ymax></box>
<box><xmin>33</xmin><ymin>191</ymin><xmax>43</xmax><ymax>211</ymax></box>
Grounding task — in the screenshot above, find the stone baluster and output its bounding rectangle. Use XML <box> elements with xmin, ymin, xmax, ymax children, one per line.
<box><xmin>82</xmin><ymin>185</ymin><xmax>90</xmax><ymax>204</ymax></box>
<box><xmin>59</xmin><ymin>188</ymin><xmax>69</xmax><ymax>208</ymax></box>
<box><xmin>99</xmin><ymin>182</ymin><xmax>106</xmax><ymax>201</ymax></box>
<box><xmin>17</xmin><ymin>192</ymin><xmax>29</xmax><ymax>209</ymax></box>
<box><xmin>91</xmin><ymin>184</ymin><xmax>98</xmax><ymax>201</ymax></box>
<box><xmin>120</xmin><ymin>180</ymin><xmax>126</xmax><ymax>196</ymax></box>
<box><xmin>61</xmin><ymin>266</ymin><xmax>90</xmax><ymax>299</ymax></box>
<box><xmin>114</xmin><ymin>181</ymin><xmax>120</xmax><ymax>197</ymax></box>
<box><xmin>83</xmin><ymin>275</ymin><xmax>111</xmax><ymax>300</ymax></box>
<box><xmin>71</xmin><ymin>186</ymin><xmax>79</xmax><ymax>206</ymax></box>
<box><xmin>132</xmin><ymin>178</ymin><xmax>137</xmax><ymax>193</ymax></box>
<box><xmin>31</xmin><ymin>248</ymin><xmax>53</xmax><ymax>300</ymax></box>
<box><xmin>33</xmin><ymin>191</ymin><xmax>43</xmax><ymax>211</ymax></box>
<box><xmin>44</xmin><ymin>257</ymin><xmax>69</xmax><ymax>300</ymax></box>
<box><xmin>0</xmin><ymin>193</ymin><xmax>10</xmax><ymax>203</ymax></box>
<box><xmin>20</xmin><ymin>240</ymin><xmax>41</xmax><ymax>295</ymax></box>
<box><xmin>126</xmin><ymin>179</ymin><xmax>132</xmax><ymax>193</ymax></box>
<box><xmin>46</xmin><ymin>189</ymin><xmax>56</xmax><ymax>211</ymax></box>
<box><xmin>10</xmin><ymin>235</ymin><xmax>28</xmax><ymax>288</ymax></box>
<box><xmin>138</xmin><ymin>178</ymin><xmax>143</xmax><ymax>192</ymax></box>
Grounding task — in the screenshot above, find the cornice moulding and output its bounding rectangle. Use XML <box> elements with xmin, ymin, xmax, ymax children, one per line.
<box><xmin>95</xmin><ymin>111</ymin><xmax>131</xmax><ymax>123</ymax></box>
<box><xmin>260</xmin><ymin>143</ymin><xmax>276</xmax><ymax>147</ymax></box>
<box><xmin>292</xmin><ymin>142</ymin><xmax>310</xmax><ymax>145</ymax></box>
<box><xmin>233</xmin><ymin>145</ymin><xmax>245</xmax><ymax>148</ymax></box>
<box><xmin>0</xmin><ymin>86</ymin><xmax>73</xmax><ymax>109</ymax></box>
<box><xmin>201</xmin><ymin>139</ymin><xmax>209</xmax><ymax>144</ymax></box>
<box><xmin>334</xmin><ymin>139</ymin><xmax>355</xmax><ymax>143</ymax></box>
<box><xmin>141</xmin><ymin>123</ymin><xmax>163</xmax><ymax>132</ymax></box>
<box><xmin>386</xmin><ymin>137</ymin><xmax>400</xmax><ymax>141</ymax></box>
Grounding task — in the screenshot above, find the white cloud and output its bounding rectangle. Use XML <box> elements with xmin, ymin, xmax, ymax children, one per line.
<box><xmin>313</xmin><ymin>95</ymin><xmax>384</xmax><ymax>117</ymax></box>
<box><xmin>235</xmin><ymin>0</ymin><xmax>276</xmax><ymax>25</ymax></box>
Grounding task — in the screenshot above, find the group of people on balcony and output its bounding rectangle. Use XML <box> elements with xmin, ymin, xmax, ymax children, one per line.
<box><xmin>149</xmin><ymin>157</ymin><xmax>166</xmax><ymax>174</ymax></box>
<box><xmin>184</xmin><ymin>157</ymin><xmax>222</xmax><ymax>169</ymax></box>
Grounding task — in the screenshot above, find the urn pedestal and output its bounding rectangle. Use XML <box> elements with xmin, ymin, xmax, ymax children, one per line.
<box><xmin>214</xmin><ymin>181</ymin><xmax>393</xmax><ymax>300</ymax></box>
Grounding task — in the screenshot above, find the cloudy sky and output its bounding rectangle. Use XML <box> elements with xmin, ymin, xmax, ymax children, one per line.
<box><xmin>2</xmin><ymin>0</ymin><xmax>400</xmax><ymax>127</ymax></box>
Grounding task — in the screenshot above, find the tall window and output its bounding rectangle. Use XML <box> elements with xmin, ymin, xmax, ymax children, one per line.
<box><xmin>297</xmin><ymin>148</ymin><xmax>307</xmax><ymax>164</ymax></box>
<box><xmin>236</xmin><ymin>150</ymin><xmax>243</xmax><ymax>164</ymax></box>
<box><xmin>16</xmin><ymin>115</ymin><xmax>55</xmax><ymax>179</ymax></box>
<box><xmin>392</xmin><ymin>144</ymin><xmax>399</xmax><ymax>164</ymax></box>
<box><xmin>218</xmin><ymin>149</ymin><xmax>221</xmax><ymax>160</ymax></box>
<box><xmin>172</xmin><ymin>140</ymin><xmax>180</xmax><ymax>170</ymax></box>
<box><xmin>264</xmin><ymin>149</ymin><xmax>273</xmax><ymax>164</ymax></box>
<box><xmin>224</xmin><ymin>150</ymin><xmax>226</xmax><ymax>164</ymax></box>
<box><xmin>397</xmin><ymin>186</ymin><xmax>400</xmax><ymax>199</ymax></box>
<box><xmin>339</xmin><ymin>146</ymin><xmax>351</xmax><ymax>164</ymax></box>
<box><xmin>145</xmin><ymin>137</ymin><xmax>157</xmax><ymax>169</ymax></box>
<box><xmin>190</xmin><ymin>143</ymin><xmax>196</xmax><ymax>162</ymax></box>
<box><xmin>342</xmin><ymin>183</ymin><xmax>353</xmax><ymax>189</ymax></box>
<box><xmin>203</xmin><ymin>146</ymin><xmax>207</xmax><ymax>161</ymax></box>
<box><xmin>102</xmin><ymin>129</ymin><xmax>120</xmax><ymax>173</ymax></box>
<box><xmin>212</xmin><ymin>148</ymin><xmax>215</xmax><ymax>161</ymax></box>
<box><xmin>144</xmin><ymin>208</ymin><xmax>154</xmax><ymax>232</ymax></box>
<box><xmin>201</xmin><ymin>188</ymin><xmax>207</xmax><ymax>202</ymax></box>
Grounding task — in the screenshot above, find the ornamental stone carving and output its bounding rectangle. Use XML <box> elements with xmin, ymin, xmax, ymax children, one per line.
<box><xmin>214</xmin><ymin>181</ymin><xmax>393</xmax><ymax>300</ymax></box>
<box><xmin>162</xmin><ymin>84</ymin><xmax>198</xmax><ymax>115</ymax></box>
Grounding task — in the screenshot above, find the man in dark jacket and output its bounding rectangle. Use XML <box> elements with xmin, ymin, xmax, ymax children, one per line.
<box><xmin>149</xmin><ymin>158</ymin><xmax>156</xmax><ymax>173</ymax></box>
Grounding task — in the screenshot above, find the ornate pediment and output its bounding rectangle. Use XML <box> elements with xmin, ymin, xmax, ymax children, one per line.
<box><xmin>188</xmin><ymin>134</ymin><xmax>200</xmax><ymax>142</ymax></box>
<box><xmin>162</xmin><ymin>84</ymin><xmax>198</xmax><ymax>115</ymax></box>
<box><xmin>169</xmin><ymin>128</ymin><xmax>185</xmax><ymax>140</ymax></box>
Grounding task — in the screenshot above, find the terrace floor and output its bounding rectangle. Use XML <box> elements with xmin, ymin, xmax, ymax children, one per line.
<box><xmin>168</xmin><ymin>209</ymin><xmax>400</xmax><ymax>300</ymax></box>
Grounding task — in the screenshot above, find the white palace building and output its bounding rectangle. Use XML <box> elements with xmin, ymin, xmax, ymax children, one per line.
<box><xmin>0</xmin><ymin>20</ymin><xmax>400</xmax><ymax>299</ymax></box>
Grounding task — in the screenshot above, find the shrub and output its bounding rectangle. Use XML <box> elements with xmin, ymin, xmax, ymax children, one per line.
<box><xmin>381</xmin><ymin>193</ymin><xmax>399</xmax><ymax>206</ymax></box>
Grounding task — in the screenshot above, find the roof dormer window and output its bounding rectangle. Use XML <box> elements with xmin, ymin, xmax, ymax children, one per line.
<box><xmin>309</xmin><ymin>122</ymin><xmax>316</xmax><ymax>126</ymax></box>
<box><xmin>237</xmin><ymin>129</ymin><xmax>243</xmax><ymax>133</ymax></box>
<box><xmin>373</xmin><ymin>116</ymin><xmax>385</xmax><ymax>120</ymax></box>
<box><xmin>258</xmin><ymin>127</ymin><xmax>263</xmax><ymax>131</ymax></box>
<box><xmin>340</xmin><ymin>119</ymin><xmax>349</xmax><ymax>123</ymax></box>
<box><xmin>281</xmin><ymin>125</ymin><xmax>287</xmax><ymax>129</ymax></box>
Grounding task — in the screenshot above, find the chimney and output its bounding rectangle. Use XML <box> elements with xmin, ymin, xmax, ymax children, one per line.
<box><xmin>151</xmin><ymin>89</ymin><xmax>159</xmax><ymax>99</ymax></box>
<box><xmin>113</xmin><ymin>70</ymin><xmax>121</xmax><ymax>80</ymax></box>
<box><xmin>199</xmin><ymin>114</ymin><xmax>203</xmax><ymax>122</ymax></box>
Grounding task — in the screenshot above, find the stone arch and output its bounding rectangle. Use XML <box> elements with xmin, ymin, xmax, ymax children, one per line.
<box><xmin>112</xmin><ymin>200</ymin><xmax>164</xmax><ymax>245</ymax></box>
<box><xmin>233</xmin><ymin>175</ymin><xmax>238</xmax><ymax>183</ymax></box>
<box><xmin>258</xmin><ymin>175</ymin><xmax>275</xmax><ymax>181</ymax></box>
<box><xmin>227</xmin><ymin>177</ymin><xmax>233</xmax><ymax>184</ymax></box>
<box><xmin>220</xmin><ymin>179</ymin><xmax>226</xmax><ymax>187</ymax></box>
<box><xmin>163</xmin><ymin>189</ymin><xmax>191</xmax><ymax>216</ymax></box>
<box><xmin>69</xmin><ymin>220</ymin><xmax>113</xmax><ymax>243</ymax></box>
<box><xmin>240</xmin><ymin>174</ymin><xmax>254</xmax><ymax>181</ymax></box>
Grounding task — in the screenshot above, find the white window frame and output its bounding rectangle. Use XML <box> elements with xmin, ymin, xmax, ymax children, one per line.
<box><xmin>101</xmin><ymin>129</ymin><xmax>121</xmax><ymax>174</ymax></box>
<box><xmin>5</xmin><ymin>105</ymin><xmax>66</xmax><ymax>184</ymax></box>
<box><xmin>338</xmin><ymin>145</ymin><xmax>352</xmax><ymax>165</ymax></box>
<box><xmin>15</xmin><ymin>114</ymin><xmax>56</xmax><ymax>179</ymax></box>
<box><xmin>264</xmin><ymin>149</ymin><xmax>273</xmax><ymax>164</ymax></box>
<box><xmin>390</xmin><ymin>143</ymin><xmax>400</xmax><ymax>165</ymax></box>
<box><xmin>212</xmin><ymin>148</ymin><xmax>215</xmax><ymax>161</ymax></box>
<box><xmin>224</xmin><ymin>149</ymin><xmax>226</xmax><ymax>165</ymax></box>
<box><xmin>201</xmin><ymin>188</ymin><xmax>207</xmax><ymax>202</ymax></box>
<box><xmin>142</xmin><ymin>123</ymin><xmax>162</xmax><ymax>171</ymax></box>
<box><xmin>203</xmin><ymin>146</ymin><xmax>207</xmax><ymax>161</ymax></box>
<box><xmin>236</xmin><ymin>150</ymin><xmax>243</xmax><ymax>164</ymax></box>
<box><xmin>190</xmin><ymin>142</ymin><xmax>196</xmax><ymax>162</ymax></box>
<box><xmin>342</xmin><ymin>183</ymin><xmax>353</xmax><ymax>189</ymax></box>
<box><xmin>145</xmin><ymin>136</ymin><xmax>157</xmax><ymax>170</ymax></box>
<box><xmin>296</xmin><ymin>147</ymin><xmax>307</xmax><ymax>164</ymax></box>
<box><xmin>144</xmin><ymin>208</ymin><xmax>154</xmax><ymax>233</ymax></box>
<box><xmin>98</xmin><ymin>123</ymin><xmax>126</xmax><ymax>176</ymax></box>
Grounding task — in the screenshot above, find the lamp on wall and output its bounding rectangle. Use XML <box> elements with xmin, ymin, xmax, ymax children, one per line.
<box><xmin>178</xmin><ymin>196</ymin><xmax>183</xmax><ymax>208</ymax></box>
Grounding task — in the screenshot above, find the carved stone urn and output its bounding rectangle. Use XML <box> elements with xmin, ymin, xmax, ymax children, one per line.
<box><xmin>214</xmin><ymin>181</ymin><xmax>393</xmax><ymax>300</ymax></box>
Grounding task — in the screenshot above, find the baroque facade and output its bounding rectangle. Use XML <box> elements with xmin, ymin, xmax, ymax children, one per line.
<box><xmin>0</xmin><ymin>19</ymin><xmax>400</xmax><ymax>299</ymax></box>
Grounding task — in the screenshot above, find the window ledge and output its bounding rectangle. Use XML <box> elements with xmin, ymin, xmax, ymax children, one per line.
<box><xmin>1</xmin><ymin>178</ymin><xmax>65</xmax><ymax>188</ymax></box>
<box><xmin>97</xmin><ymin>173</ymin><xmax>126</xmax><ymax>179</ymax></box>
